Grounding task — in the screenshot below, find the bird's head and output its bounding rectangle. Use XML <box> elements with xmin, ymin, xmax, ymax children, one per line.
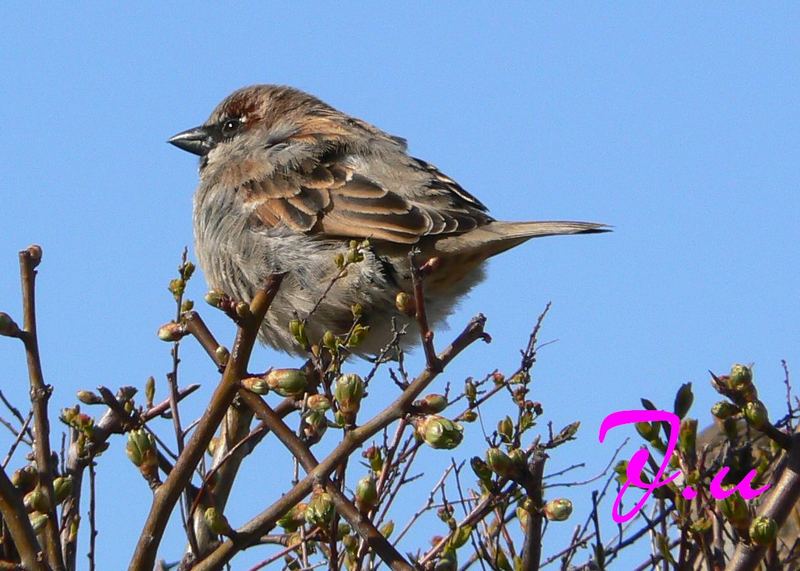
<box><xmin>168</xmin><ymin>85</ymin><xmax>385</xmax><ymax>186</ymax></box>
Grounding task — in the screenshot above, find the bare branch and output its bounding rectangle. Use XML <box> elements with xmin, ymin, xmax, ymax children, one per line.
<box><xmin>183</xmin><ymin>311</ymin><xmax>225</xmax><ymax>370</ymax></box>
<box><xmin>60</xmin><ymin>384</ymin><xmax>200</xmax><ymax>568</ymax></box>
<box><xmin>192</xmin><ymin>314</ymin><xmax>489</xmax><ymax>570</ymax></box>
<box><xmin>520</xmin><ymin>450</ymin><xmax>547</xmax><ymax>571</ymax></box>
<box><xmin>728</xmin><ymin>432</ymin><xmax>800</xmax><ymax>571</ymax></box>
<box><xmin>2</xmin><ymin>411</ymin><xmax>33</xmax><ymax>469</ymax></box>
<box><xmin>238</xmin><ymin>391</ymin><xmax>413</xmax><ymax>570</ymax></box>
<box><xmin>0</xmin><ymin>390</ymin><xmax>34</xmax><ymax>441</ymax></box>
<box><xmin>129</xmin><ymin>273</ymin><xmax>285</xmax><ymax>571</ymax></box>
<box><xmin>0</xmin><ymin>465</ymin><xmax>45</xmax><ymax>570</ymax></box>
<box><xmin>409</xmin><ymin>251</ymin><xmax>441</xmax><ymax>373</ymax></box>
<box><xmin>18</xmin><ymin>245</ymin><xmax>64</xmax><ymax>570</ymax></box>
<box><xmin>87</xmin><ymin>459</ymin><xmax>97</xmax><ymax>571</ymax></box>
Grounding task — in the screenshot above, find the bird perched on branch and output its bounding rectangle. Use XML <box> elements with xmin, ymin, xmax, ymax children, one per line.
<box><xmin>169</xmin><ymin>85</ymin><xmax>608</xmax><ymax>355</ymax></box>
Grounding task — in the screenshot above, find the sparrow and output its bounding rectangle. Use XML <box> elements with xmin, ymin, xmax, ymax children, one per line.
<box><xmin>168</xmin><ymin>85</ymin><xmax>608</xmax><ymax>356</ymax></box>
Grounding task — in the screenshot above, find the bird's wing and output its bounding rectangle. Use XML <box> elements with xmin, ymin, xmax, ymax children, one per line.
<box><xmin>242</xmin><ymin>157</ymin><xmax>492</xmax><ymax>244</ymax></box>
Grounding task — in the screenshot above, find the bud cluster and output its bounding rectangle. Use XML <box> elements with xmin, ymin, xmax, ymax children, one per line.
<box><xmin>334</xmin><ymin>373</ymin><xmax>365</xmax><ymax>424</ymax></box>
<box><xmin>305</xmin><ymin>487</ymin><xmax>334</xmax><ymax>527</ymax></box>
<box><xmin>126</xmin><ymin>428</ymin><xmax>160</xmax><ymax>486</ymax></box>
<box><xmin>289</xmin><ymin>319</ymin><xmax>310</xmax><ymax>351</ymax></box>
<box><xmin>717</xmin><ymin>488</ymin><xmax>750</xmax><ymax>531</ymax></box>
<box><xmin>13</xmin><ymin>463</ymin><xmax>73</xmax><ymax>535</ymax></box>
<box><xmin>712</xmin><ymin>364</ymin><xmax>772</xmax><ymax>433</ymax></box>
<box><xmin>265</xmin><ymin>368</ymin><xmax>308</xmax><ymax>397</ymax></box>
<box><xmin>414</xmin><ymin>415</ymin><xmax>463</xmax><ymax>450</ymax></box>
<box><xmin>334</xmin><ymin>239</ymin><xmax>370</xmax><ymax>269</ymax></box>
<box><xmin>355</xmin><ymin>475</ymin><xmax>378</xmax><ymax>514</ymax></box>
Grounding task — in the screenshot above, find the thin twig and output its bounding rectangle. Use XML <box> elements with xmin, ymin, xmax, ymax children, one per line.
<box><xmin>409</xmin><ymin>251</ymin><xmax>441</xmax><ymax>372</ymax></box>
<box><xmin>2</xmin><ymin>411</ymin><xmax>33</xmax><ymax>468</ymax></box>
<box><xmin>521</xmin><ymin>302</ymin><xmax>552</xmax><ymax>373</ymax></box>
<box><xmin>58</xmin><ymin>385</ymin><xmax>198</xmax><ymax>569</ymax></box>
<box><xmin>145</xmin><ymin>385</ymin><xmax>201</xmax><ymax>422</ymax></box>
<box><xmin>550</xmin><ymin>443</ymin><xmax>622</xmax><ymax>569</ymax></box>
<box><xmin>590</xmin><ymin>491</ymin><xmax>605</xmax><ymax>570</ymax></box>
<box><xmin>419</xmin><ymin>479</ymin><xmax>519</xmax><ymax>567</ymax></box>
<box><xmin>183</xmin><ymin>311</ymin><xmax>225</xmax><ymax>370</ymax></box>
<box><xmin>783</xmin><ymin>360</ymin><xmax>793</xmax><ymax>430</ymax></box>
<box><xmin>188</xmin><ymin>423</ymin><xmax>267</xmax><ymax>519</ymax></box>
<box><xmin>129</xmin><ymin>273</ymin><xmax>285</xmax><ymax>571</ymax></box>
<box><xmin>18</xmin><ymin>245</ymin><xmax>65</xmax><ymax>570</ymax></box>
<box><xmin>238</xmin><ymin>391</ymin><xmax>413</xmax><ymax>571</ymax></box>
<box><xmin>363</xmin><ymin>324</ymin><xmax>407</xmax><ymax>386</ymax></box>
<box><xmin>0</xmin><ymin>464</ymin><xmax>44</xmax><ymax>569</ymax></box>
<box><xmin>166</xmin><ymin>250</ymin><xmax>200</xmax><ymax>557</ymax></box>
<box><xmin>0</xmin><ymin>390</ymin><xmax>34</xmax><ymax>441</ymax></box>
<box><xmin>372</xmin><ymin>419</ymin><xmax>408</xmax><ymax>520</ymax></box>
<box><xmin>394</xmin><ymin>463</ymin><xmax>454</xmax><ymax>545</ymax></box>
<box><xmin>452</xmin><ymin>461</ymin><xmax>488</xmax><ymax>571</ymax></box>
<box><xmin>246</xmin><ymin>529</ymin><xmax>322</xmax><ymax>571</ymax></box>
<box><xmin>544</xmin><ymin>439</ymin><xmax>628</xmax><ymax>489</ymax></box>
<box><xmin>305</xmin><ymin>258</ymin><xmax>355</xmax><ymax>322</ymax></box>
<box><xmin>193</xmin><ymin>314</ymin><xmax>489</xmax><ymax>570</ymax></box>
<box><xmin>169</xmin><ymin>257</ymin><xmax>189</xmax><ymax>423</ymax></box>
<box><xmin>376</xmin><ymin>440</ymin><xmax>421</xmax><ymax>531</ymax></box>
<box><xmin>88</xmin><ymin>459</ymin><xmax>97</xmax><ymax>571</ymax></box>
<box><xmin>0</xmin><ymin>416</ymin><xmax>32</xmax><ymax>444</ymax></box>
<box><xmin>631</xmin><ymin>538</ymin><xmax>680</xmax><ymax>571</ymax></box>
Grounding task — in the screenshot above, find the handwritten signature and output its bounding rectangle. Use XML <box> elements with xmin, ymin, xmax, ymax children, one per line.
<box><xmin>599</xmin><ymin>409</ymin><xmax>770</xmax><ymax>523</ymax></box>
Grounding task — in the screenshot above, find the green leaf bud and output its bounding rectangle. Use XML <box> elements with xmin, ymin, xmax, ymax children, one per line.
<box><xmin>417</xmin><ymin>415</ymin><xmax>464</xmax><ymax>450</ymax></box>
<box><xmin>543</xmin><ymin>498</ymin><xmax>573</xmax><ymax>522</ymax></box>
<box><xmin>265</xmin><ymin>368</ymin><xmax>308</xmax><ymax>397</ymax></box>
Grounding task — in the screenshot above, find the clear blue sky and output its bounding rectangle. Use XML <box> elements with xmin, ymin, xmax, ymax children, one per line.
<box><xmin>1</xmin><ymin>4</ymin><xmax>798</xmax><ymax>569</ymax></box>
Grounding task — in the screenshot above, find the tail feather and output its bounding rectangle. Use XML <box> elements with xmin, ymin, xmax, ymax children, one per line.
<box><xmin>434</xmin><ymin>220</ymin><xmax>611</xmax><ymax>257</ymax></box>
<box><xmin>489</xmin><ymin>220</ymin><xmax>611</xmax><ymax>239</ymax></box>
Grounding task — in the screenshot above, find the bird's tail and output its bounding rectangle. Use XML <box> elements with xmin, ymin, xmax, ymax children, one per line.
<box><xmin>434</xmin><ymin>220</ymin><xmax>610</xmax><ymax>258</ymax></box>
<box><xmin>489</xmin><ymin>220</ymin><xmax>610</xmax><ymax>239</ymax></box>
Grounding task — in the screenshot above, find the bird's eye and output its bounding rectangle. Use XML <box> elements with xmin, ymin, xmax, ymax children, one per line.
<box><xmin>220</xmin><ymin>118</ymin><xmax>242</xmax><ymax>138</ymax></box>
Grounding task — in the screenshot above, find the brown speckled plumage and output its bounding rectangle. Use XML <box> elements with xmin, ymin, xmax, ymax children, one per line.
<box><xmin>169</xmin><ymin>85</ymin><xmax>608</xmax><ymax>355</ymax></box>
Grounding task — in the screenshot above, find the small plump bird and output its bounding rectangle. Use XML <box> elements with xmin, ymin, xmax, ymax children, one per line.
<box><xmin>169</xmin><ymin>85</ymin><xmax>607</xmax><ymax>355</ymax></box>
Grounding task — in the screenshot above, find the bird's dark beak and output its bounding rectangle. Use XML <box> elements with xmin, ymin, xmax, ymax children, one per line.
<box><xmin>168</xmin><ymin>126</ymin><xmax>216</xmax><ymax>156</ymax></box>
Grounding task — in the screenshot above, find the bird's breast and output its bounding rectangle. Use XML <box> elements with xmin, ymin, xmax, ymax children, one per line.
<box><xmin>193</xmin><ymin>183</ymin><xmax>257</xmax><ymax>300</ymax></box>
